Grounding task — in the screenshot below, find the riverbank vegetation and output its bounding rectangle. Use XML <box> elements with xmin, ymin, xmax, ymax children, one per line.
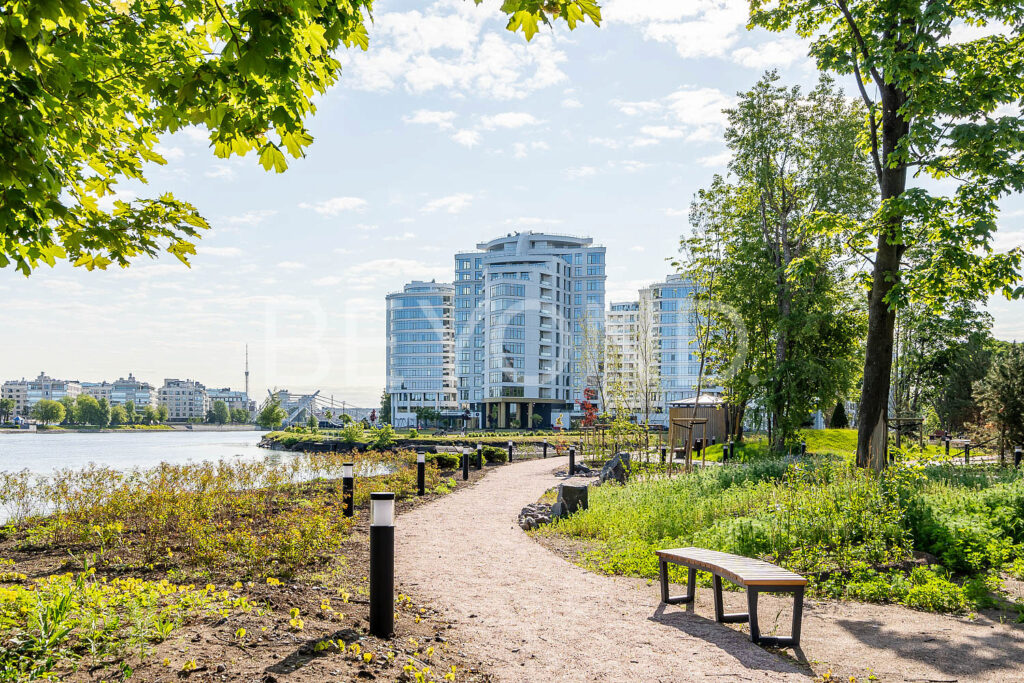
<box><xmin>0</xmin><ymin>451</ymin><xmax>467</xmax><ymax>680</ymax></box>
<box><xmin>539</xmin><ymin>457</ymin><xmax>1024</xmax><ymax>616</ymax></box>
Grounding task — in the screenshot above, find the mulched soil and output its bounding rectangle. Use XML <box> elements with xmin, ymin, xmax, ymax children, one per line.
<box><xmin>0</xmin><ymin>464</ymin><xmax>499</xmax><ymax>682</ymax></box>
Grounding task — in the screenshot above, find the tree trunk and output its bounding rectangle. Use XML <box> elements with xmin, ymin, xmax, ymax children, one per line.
<box><xmin>856</xmin><ymin>81</ymin><xmax>908</xmax><ymax>471</ymax></box>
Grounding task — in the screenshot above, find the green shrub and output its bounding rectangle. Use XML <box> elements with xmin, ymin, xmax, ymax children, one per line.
<box><xmin>339</xmin><ymin>423</ymin><xmax>364</xmax><ymax>444</ymax></box>
<box><xmin>368</xmin><ymin>425</ymin><xmax>397</xmax><ymax>451</ymax></box>
<box><xmin>428</xmin><ymin>451</ymin><xmax>461</xmax><ymax>470</ymax></box>
<box><xmin>481</xmin><ymin>445</ymin><xmax>507</xmax><ymax>464</ymax></box>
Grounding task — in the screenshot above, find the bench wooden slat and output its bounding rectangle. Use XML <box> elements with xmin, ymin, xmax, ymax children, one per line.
<box><xmin>656</xmin><ymin>547</ymin><xmax>807</xmax><ymax>588</ymax></box>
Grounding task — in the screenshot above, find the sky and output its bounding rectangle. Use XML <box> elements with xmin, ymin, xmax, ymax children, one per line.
<box><xmin>1</xmin><ymin>0</ymin><xmax>1022</xmax><ymax>408</ymax></box>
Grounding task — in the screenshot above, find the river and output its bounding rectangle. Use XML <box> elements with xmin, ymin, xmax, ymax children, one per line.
<box><xmin>0</xmin><ymin>430</ymin><xmax>268</xmax><ymax>475</ymax></box>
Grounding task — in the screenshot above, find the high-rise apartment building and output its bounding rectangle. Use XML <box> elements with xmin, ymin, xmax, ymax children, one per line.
<box><xmin>1</xmin><ymin>372</ymin><xmax>81</xmax><ymax>418</ymax></box>
<box><xmin>207</xmin><ymin>387</ymin><xmax>254</xmax><ymax>416</ymax></box>
<box><xmin>454</xmin><ymin>232</ymin><xmax>606</xmax><ymax>429</ymax></box>
<box><xmin>82</xmin><ymin>373</ymin><xmax>158</xmax><ymax>408</ymax></box>
<box><xmin>385</xmin><ymin>281</ymin><xmax>457</xmax><ymax>428</ymax></box>
<box><xmin>158</xmin><ymin>378</ymin><xmax>209</xmax><ymax>421</ymax></box>
<box><xmin>605</xmin><ymin>274</ymin><xmax>701</xmax><ymax>425</ymax></box>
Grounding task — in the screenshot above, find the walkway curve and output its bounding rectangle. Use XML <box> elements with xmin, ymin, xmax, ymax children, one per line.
<box><xmin>395</xmin><ymin>456</ymin><xmax>810</xmax><ymax>682</ymax></box>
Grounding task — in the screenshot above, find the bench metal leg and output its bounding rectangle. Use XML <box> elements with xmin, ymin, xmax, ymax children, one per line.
<box><xmin>748</xmin><ymin>587</ymin><xmax>804</xmax><ymax>648</ymax></box>
<box><xmin>659</xmin><ymin>560</ymin><xmax>695</xmax><ymax>605</ymax></box>
<box><xmin>747</xmin><ymin>588</ymin><xmax>760</xmax><ymax>643</ymax></box>
<box><xmin>713</xmin><ymin>575</ymin><xmax>749</xmax><ymax>623</ymax></box>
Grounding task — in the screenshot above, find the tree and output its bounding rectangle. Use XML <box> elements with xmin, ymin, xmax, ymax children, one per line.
<box><xmin>831</xmin><ymin>403</ymin><xmax>849</xmax><ymax>429</ymax></box>
<box><xmin>75</xmin><ymin>394</ymin><xmax>108</xmax><ymax>426</ymax></box>
<box><xmin>0</xmin><ymin>398</ymin><xmax>13</xmax><ymax>423</ymax></box>
<box><xmin>379</xmin><ymin>391</ymin><xmax>392</xmax><ymax>425</ymax></box>
<box><xmin>230</xmin><ymin>407</ymin><xmax>249</xmax><ymax>424</ymax></box>
<box><xmin>0</xmin><ymin>1</ymin><xmax>600</xmax><ymax>275</ymax></box>
<box><xmin>142</xmin><ymin>405</ymin><xmax>159</xmax><ymax>425</ymax></box>
<box><xmin>31</xmin><ymin>399</ymin><xmax>65</xmax><ymax>426</ymax></box>
<box><xmin>256</xmin><ymin>399</ymin><xmax>286</xmax><ymax>429</ymax></box>
<box><xmin>58</xmin><ymin>395</ymin><xmax>78</xmax><ymax>425</ymax></box>
<box><xmin>156</xmin><ymin>404</ymin><xmax>170</xmax><ymax>423</ymax></box>
<box><xmin>976</xmin><ymin>344</ymin><xmax>1024</xmax><ymax>459</ymax></box>
<box><xmin>307</xmin><ymin>413</ymin><xmax>318</xmax><ymax>431</ymax></box>
<box><xmin>683</xmin><ymin>73</ymin><xmax>871</xmax><ymax>451</ymax></box>
<box><xmin>751</xmin><ymin>0</ymin><xmax>1024</xmax><ymax>470</ymax></box>
<box><xmin>208</xmin><ymin>400</ymin><xmax>230</xmax><ymax>424</ymax></box>
<box><xmin>109</xmin><ymin>404</ymin><xmax>128</xmax><ymax>426</ymax></box>
<box><xmin>124</xmin><ymin>400</ymin><xmax>137</xmax><ymax>425</ymax></box>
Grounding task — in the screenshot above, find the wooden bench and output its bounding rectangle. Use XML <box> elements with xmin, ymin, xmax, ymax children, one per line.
<box><xmin>656</xmin><ymin>547</ymin><xmax>807</xmax><ymax>647</ymax></box>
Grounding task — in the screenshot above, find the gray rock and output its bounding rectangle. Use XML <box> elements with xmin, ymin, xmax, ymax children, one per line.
<box><xmin>558</xmin><ymin>483</ymin><xmax>589</xmax><ymax>515</ymax></box>
<box><xmin>600</xmin><ymin>452</ymin><xmax>631</xmax><ymax>485</ymax></box>
<box><xmin>550</xmin><ymin>501</ymin><xmax>566</xmax><ymax>518</ymax></box>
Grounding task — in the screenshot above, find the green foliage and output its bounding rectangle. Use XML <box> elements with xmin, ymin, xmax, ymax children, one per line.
<box><xmin>29</xmin><ymin>400</ymin><xmax>64</xmax><ymax>426</ymax></box>
<box><xmin>0</xmin><ymin>571</ymin><xmax>250</xmax><ymax>680</ymax></box>
<box><xmin>0</xmin><ymin>398</ymin><xmax>13</xmax><ymax>423</ymax></box>
<box><xmin>379</xmin><ymin>390</ymin><xmax>392</xmax><ymax>425</ymax></box>
<box><xmin>815</xmin><ymin>563</ymin><xmax>970</xmax><ymax>613</ymax></box>
<box><xmin>229</xmin><ymin>407</ymin><xmax>249</xmax><ymax>424</ymax></box>
<box><xmin>428</xmin><ymin>451</ymin><xmax>462</xmax><ymax>470</ymax></box>
<box><xmin>108</xmin><ymin>404</ymin><xmax>127</xmax><ymax>427</ymax></box>
<box><xmin>481</xmin><ymin>445</ymin><xmax>508</xmax><ymax>464</ymax></box>
<box><xmin>306</xmin><ymin>413</ymin><xmax>318</xmax><ymax>432</ymax></box>
<box><xmin>256</xmin><ymin>399</ymin><xmax>286</xmax><ymax>429</ymax></box>
<box><xmin>681</xmin><ymin>72</ymin><xmax>871</xmax><ymax>451</ymax></box>
<box><xmin>831</xmin><ymin>403</ymin><xmax>849</xmax><ymax>429</ymax></box>
<box><xmin>976</xmin><ymin>343</ymin><xmax>1024</xmax><ymax>447</ymax></box>
<box><xmin>142</xmin><ymin>405</ymin><xmax>159</xmax><ymax>425</ymax></box>
<box><xmin>339</xmin><ymin>423</ymin><xmax>364</xmax><ymax>444</ymax></box>
<box><xmin>156</xmin><ymin>405</ymin><xmax>169</xmax><ymax>423</ymax></box>
<box><xmin>0</xmin><ymin>0</ymin><xmax>599</xmax><ymax>275</ymax></box>
<box><xmin>368</xmin><ymin>425</ymin><xmax>397</xmax><ymax>451</ymax></box>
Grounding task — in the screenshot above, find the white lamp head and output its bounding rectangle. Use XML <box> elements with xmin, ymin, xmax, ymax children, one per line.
<box><xmin>343</xmin><ymin>462</ymin><xmax>354</xmax><ymax>479</ymax></box>
<box><xmin>370</xmin><ymin>492</ymin><xmax>395</xmax><ymax>527</ymax></box>
<box><xmin>416</xmin><ymin>453</ymin><xmax>425</xmax><ymax>464</ymax></box>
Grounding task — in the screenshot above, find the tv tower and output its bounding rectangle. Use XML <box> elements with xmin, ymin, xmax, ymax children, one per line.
<box><xmin>245</xmin><ymin>344</ymin><xmax>250</xmax><ymax>398</ymax></box>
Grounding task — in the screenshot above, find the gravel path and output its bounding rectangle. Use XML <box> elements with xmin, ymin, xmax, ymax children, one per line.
<box><xmin>395</xmin><ymin>457</ymin><xmax>809</xmax><ymax>682</ymax></box>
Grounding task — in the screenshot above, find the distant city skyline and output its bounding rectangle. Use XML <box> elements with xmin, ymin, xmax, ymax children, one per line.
<box><xmin>1</xmin><ymin>0</ymin><xmax>1020</xmax><ymax>408</ymax></box>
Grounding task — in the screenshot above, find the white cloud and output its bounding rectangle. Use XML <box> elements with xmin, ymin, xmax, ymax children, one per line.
<box><xmin>630</xmin><ymin>245</ymin><xmax>646</xmax><ymax>252</ymax></box>
<box><xmin>562</xmin><ymin>97</ymin><xmax>583</xmax><ymax>108</ymax></box>
<box><xmin>313</xmin><ymin>275</ymin><xmax>344</xmax><ymax>286</ymax></box>
<box><xmin>383</xmin><ymin>231</ymin><xmax>417</xmax><ymax>241</ymax></box>
<box><xmin>346</xmin><ymin>258</ymin><xmax>451</xmax><ymax>285</ymax></box>
<box><xmin>640</xmin><ymin>125</ymin><xmax>687</xmax><ymax>139</ymax></box>
<box><xmin>617</xmin><ymin>160</ymin><xmax>651</xmax><ymax>173</ymax></box>
<box><xmin>154</xmin><ymin>145</ymin><xmax>185</xmax><ymax>161</ymax></box>
<box><xmin>451</xmin><ymin>129</ymin><xmax>482</xmax><ymax>147</ymax></box>
<box><xmin>403</xmin><ymin>109</ymin><xmax>457</xmax><ymax>129</ymax></box>
<box><xmin>605</xmin><ymin>0</ymin><xmax>750</xmax><ymax>60</ymax></box>
<box><xmin>589</xmin><ymin>136</ymin><xmax>622</xmax><ymax>149</ymax></box>
<box><xmin>614</xmin><ymin>86</ymin><xmax>735</xmax><ymax>147</ymax></box>
<box><xmin>513</xmin><ymin>142</ymin><xmax>528</xmax><ymax>159</ymax></box>
<box><xmin>299</xmin><ymin>196</ymin><xmax>368</xmax><ymax>216</ymax></box>
<box><xmin>205</xmin><ymin>164</ymin><xmax>235</xmax><ymax>180</ymax></box>
<box><xmin>354</xmin><ymin>223</ymin><xmax>378</xmax><ymax>232</ymax></box>
<box><xmin>224</xmin><ymin>210</ymin><xmax>277</xmax><ymax>227</ymax></box>
<box><xmin>664</xmin><ymin>208</ymin><xmax>688</xmax><ymax>217</ymax></box>
<box><xmin>565</xmin><ymin>166</ymin><xmax>598</xmax><ymax>179</ymax></box>
<box><xmin>421</xmin><ymin>193</ymin><xmax>474</xmax><ymax>214</ymax></box>
<box><xmin>698</xmin><ymin>150</ymin><xmax>732</xmax><ymax>167</ymax></box>
<box><xmin>337</xmin><ymin>1</ymin><xmax>568</xmax><ymax>100</ymax></box>
<box><xmin>479</xmin><ymin>112</ymin><xmax>541</xmax><ymax>129</ymax></box>
<box><xmin>277</xmin><ymin>261</ymin><xmax>305</xmax><ymax>270</ymax></box>
<box><xmin>506</xmin><ymin>217</ymin><xmax>563</xmax><ymax>226</ymax></box>
<box><xmin>201</xmin><ymin>246</ymin><xmax>243</xmax><ymax>257</ymax></box>
<box><xmin>732</xmin><ymin>38</ymin><xmax>807</xmax><ymax>68</ymax></box>
<box><xmin>512</xmin><ymin>140</ymin><xmax>549</xmax><ymax>158</ymax></box>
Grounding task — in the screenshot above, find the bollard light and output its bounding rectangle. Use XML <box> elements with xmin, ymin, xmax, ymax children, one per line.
<box><xmin>475</xmin><ymin>443</ymin><xmax>483</xmax><ymax>470</ymax></box>
<box><xmin>661</xmin><ymin>445</ymin><xmax>667</xmax><ymax>464</ymax></box>
<box><xmin>1015</xmin><ymin>447</ymin><xmax>1022</xmax><ymax>468</ymax></box>
<box><xmin>569</xmin><ymin>446</ymin><xmax>576</xmax><ymax>476</ymax></box>
<box><xmin>945</xmin><ymin>436</ymin><xmax>951</xmax><ymax>457</ymax></box>
<box><xmin>416</xmin><ymin>453</ymin><xmax>425</xmax><ymax>496</ymax></box>
<box><xmin>543</xmin><ymin>439</ymin><xmax>548</xmax><ymax>458</ymax></box>
<box><xmin>462</xmin><ymin>447</ymin><xmax>470</xmax><ymax>480</ymax></box>
<box><xmin>965</xmin><ymin>441</ymin><xmax>971</xmax><ymax>465</ymax></box>
<box><xmin>508</xmin><ymin>440</ymin><xmax>514</xmax><ymax>464</ymax></box>
<box><xmin>342</xmin><ymin>462</ymin><xmax>355</xmax><ymax>518</ymax></box>
<box><xmin>369</xmin><ymin>492</ymin><xmax>395</xmax><ymax>638</ymax></box>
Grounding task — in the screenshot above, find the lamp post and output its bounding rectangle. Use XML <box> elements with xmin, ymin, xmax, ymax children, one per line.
<box><xmin>569</xmin><ymin>446</ymin><xmax>576</xmax><ymax>476</ymax></box>
<box><xmin>1015</xmin><ymin>446</ymin><xmax>1022</xmax><ymax>468</ymax></box>
<box><xmin>462</xmin><ymin>447</ymin><xmax>470</xmax><ymax>481</ymax></box>
<box><xmin>416</xmin><ymin>453</ymin><xmax>425</xmax><ymax>496</ymax></box>
<box><xmin>369</xmin><ymin>492</ymin><xmax>395</xmax><ymax>638</ymax></box>
<box><xmin>508</xmin><ymin>440</ymin><xmax>513</xmax><ymax>464</ymax></box>
<box><xmin>342</xmin><ymin>462</ymin><xmax>354</xmax><ymax>518</ymax></box>
<box><xmin>543</xmin><ymin>439</ymin><xmax>548</xmax><ymax>458</ymax></box>
<box><xmin>475</xmin><ymin>443</ymin><xmax>483</xmax><ymax>470</ymax></box>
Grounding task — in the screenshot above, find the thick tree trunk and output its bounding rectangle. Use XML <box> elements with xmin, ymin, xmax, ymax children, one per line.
<box><xmin>856</xmin><ymin>81</ymin><xmax>908</xmax><ymax>471</ymax></box>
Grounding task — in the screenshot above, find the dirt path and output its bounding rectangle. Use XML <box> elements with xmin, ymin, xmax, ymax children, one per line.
<box><xmin>396</xmin><ymin>457</ymin><xmax>808</xmax><ymax>682</ymax></box>
<box><xmin>398</xmin><ymin>457</ymin><xmax>1024</xmax><ymax>682</ymax></box>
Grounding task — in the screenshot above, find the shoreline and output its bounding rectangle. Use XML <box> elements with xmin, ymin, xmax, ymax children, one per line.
<box><xmin>0</xmin><ymin>424</ymin><xmax>263</xmax><ymax>434</ymax></box>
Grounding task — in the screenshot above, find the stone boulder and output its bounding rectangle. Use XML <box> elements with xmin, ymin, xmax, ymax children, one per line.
<box><xmin>599</xmin><ymin>452</ymin><xmax>631</xmax><ymax>485</ymax></box>
<box><xmin>518</xmin><ymin>502</ymin><xmax>553</xmax><ymax>530</ymax></box>
<box><xmin>558</xmin><ymin>483</ymin><xmax>589</xmax><ymax>516</ymax></box>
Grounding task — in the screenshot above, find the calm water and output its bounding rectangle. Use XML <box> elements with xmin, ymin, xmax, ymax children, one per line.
<box><xmin>0</xmin><ymin>430</ymin><xmax>267</xmax><ymax>475</ymax></box>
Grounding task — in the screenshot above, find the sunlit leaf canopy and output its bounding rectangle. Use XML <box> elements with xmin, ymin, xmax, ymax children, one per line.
<box><xmin>751</xmin><ymin>0</ymin><xmax>1024</xmax><ymax>309</ymax></box>
<box><xmin>0</xmin><ymin>0</ymin><xmax>601</xmax><ymax>275</ymax></box>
